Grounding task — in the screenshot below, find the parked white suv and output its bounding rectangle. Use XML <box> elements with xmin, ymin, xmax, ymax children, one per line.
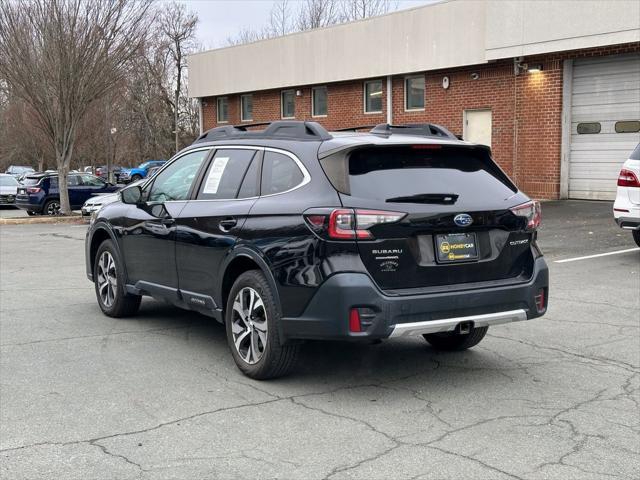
<box><xmin>614</xmin><ymin>143</ymin><xmax>640</xmax><ymax>247</ymax></box>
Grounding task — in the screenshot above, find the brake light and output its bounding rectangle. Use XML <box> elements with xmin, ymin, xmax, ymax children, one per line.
<box><xmin>617</xmin><ymin>168</ymin><xmax>640</xmax><ymax>187</ymax></box>
<box><xmin>510</xmin><ymin>200</ymin><xmax>542</xmax><ymax>231</ymax></box>
<box><xmin>26</xmin><ymin>187</ymin><xmax>41</xmax><ymax>194</ymax></box>
<box><xmin>324</xmin><ymin>209</ymin><xmax>406</xmax><ymax>240</ymax></box>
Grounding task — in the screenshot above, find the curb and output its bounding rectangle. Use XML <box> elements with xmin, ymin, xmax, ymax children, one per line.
<box><xmin>0</xmin><ymin>216</ymin><xmax>88</xmax><ymax>225</ymax></box>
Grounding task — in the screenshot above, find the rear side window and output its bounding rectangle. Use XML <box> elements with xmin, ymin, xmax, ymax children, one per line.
<box><xmin>49</xmin><ymin>176</ymin><xmax>82</xmax><ymax>188</ymax></box>
<box><xmin>326</xmin><ymin>145</ymin><xmax>516</xmax><ymax>201</ymax></box>
<box><xmin>22</xmin><ymin>177</ymin><xmax>41</xmax><ymax>186</ymax></box>
<box><xmin>198</xmin><ymin>149</ymin><xmax>257</xmax><ymax>200</ymax></box>
<box><xmin>261</xmin><ymin>151</ymin><xmax>304</xmax><ymax>195</ymax></box>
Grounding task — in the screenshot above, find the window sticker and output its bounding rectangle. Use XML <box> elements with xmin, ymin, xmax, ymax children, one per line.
<box><xmin>202</xmin><ymin>157</ymin><xmax>229</xmax><ymax>194</ymax></box>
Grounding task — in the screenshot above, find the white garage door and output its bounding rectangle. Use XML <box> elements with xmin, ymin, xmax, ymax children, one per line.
<box><xmin>569</xmin><ymin>54</ymin><xmax>640</xmax><ymax>200</ymax></box>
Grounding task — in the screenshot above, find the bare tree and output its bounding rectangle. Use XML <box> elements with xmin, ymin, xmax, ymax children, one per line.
<box><xmin>269</xmin><ymin>0</ymin><xmax>293</xmax><ymax>37</ymax></box>
<box><xmin>225</xmin><ymin>26</ymin><xmax>270</xmax><ymax>46</ymax></box>
<box><xmin>158</xmin><ymin>2</ymin><xmax>198</xmax><ymax>154</ymax></box>
<box><xmin>340</xmin><ymin>0</ymin><xmax>397</xmax><ymax>21</ymax></box>
<box><xmin>0</xmin><ymin>0</ymin><xmax>153</xmax><ymax>214</ymax></box>
<box><xmin>297</xmin><ymin>0</ymin><xmax>340</xmax><ymax>30</ymax></box>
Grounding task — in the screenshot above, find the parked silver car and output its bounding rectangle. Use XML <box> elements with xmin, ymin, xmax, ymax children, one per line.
<box><xmin>0</xmin><ymin>174</ymin><xmax>19</xmax><ymax>206</ymax></box>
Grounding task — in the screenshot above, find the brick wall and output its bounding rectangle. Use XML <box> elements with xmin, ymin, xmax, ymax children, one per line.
<box><xmin>201</xmin><ymin>42</ymin><xmax>639</xmax><ymax>199</ymax></box>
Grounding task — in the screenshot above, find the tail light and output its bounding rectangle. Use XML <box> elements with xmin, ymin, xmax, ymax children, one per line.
<box><xmin>510</xmin><ymin>201</ymin><xmax>542</xmax><ymax>231</ymax></box>
<box><xmin>617</xmin><ymin>168</ymin><xmax>640</xmax><ymax>187</ymax></box>
<box><xmin>305</xmin><ymin>208</ymin><xmax>406</xmax><ymax>240</ymax></box>
<box><xmin>26</xmin><ymin>187</ymin><xmax>42</xmax><ymax>194</ymax></box>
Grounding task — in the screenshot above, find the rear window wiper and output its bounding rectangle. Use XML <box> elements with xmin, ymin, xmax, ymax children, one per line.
<box><xmin>386</xmin><ymin>193</ymin><xmax>459</xmax><ymax>204</ymax></box>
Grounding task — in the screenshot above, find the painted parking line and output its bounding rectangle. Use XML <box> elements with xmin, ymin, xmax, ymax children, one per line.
<box><xmin>554</xmin><ymin>247</ymin><xmax>640</xmax><ymax>263</ymax></box>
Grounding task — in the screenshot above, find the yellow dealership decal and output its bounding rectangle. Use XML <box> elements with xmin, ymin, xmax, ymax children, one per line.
<box><xmin>440</xmin><ymin>241</ymin><xmax>473</xmax><ymax>254</ymax></box>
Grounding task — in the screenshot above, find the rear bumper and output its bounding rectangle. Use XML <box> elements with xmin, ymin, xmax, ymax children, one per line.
<box><xmin>280</xmin><ymin>256</ymin><xmax>548</xmax><ymax>341</ymax></box>
<box><xmin>15</xmin><ymin>197</ymin><xmax>43</xmax><ymax>213</ymax></box>
<box><xmin>615</xmin><ymin>216</ymin><xmax>640</xmax><ymax>230</ymax></box>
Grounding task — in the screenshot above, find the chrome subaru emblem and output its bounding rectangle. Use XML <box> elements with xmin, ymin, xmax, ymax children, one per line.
<box><xmin>454</xmin><ymin>213</ymin><xmax>473</xmax><ymax>227</ymax></box>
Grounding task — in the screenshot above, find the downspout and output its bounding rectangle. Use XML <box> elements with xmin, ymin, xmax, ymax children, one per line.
<box><xmin>386</xmin><ymin>75</ymin><xmax>392</xmax><ymax>125</ymax></box>
<box><xmin>198</xmin><ymin>98</ymin><xmax>204</xmax><ymax>135</ymax></box>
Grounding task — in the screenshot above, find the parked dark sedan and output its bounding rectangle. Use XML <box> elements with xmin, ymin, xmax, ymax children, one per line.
<box><xmin>16</xmin><ymin>172</ymin><xmax>119</xmax><ymax>215</ymax></box>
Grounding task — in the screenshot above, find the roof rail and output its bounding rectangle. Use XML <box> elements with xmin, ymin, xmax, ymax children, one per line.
<box><xmin>193</xmin><ymin>120</ymin><xmax>332</xmax><ymax>143</ymax></box>
<box><xmin>370</xmin><ymin>123</ymin><xmax>458</xmax><ymax>140</ymax></box>
<box><xmin>332</xmin><ymin>125</ymin><xmax>377</xmax><ymax>132</ymax></box>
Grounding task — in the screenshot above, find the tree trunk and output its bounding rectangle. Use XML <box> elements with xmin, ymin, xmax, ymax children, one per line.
<box><xmin>57</xmin><ymin>161</ymin><xmax>71</xmax><ymax>215</ymax></box>
<box><xmin>174</xmin><ymin>87</ymin><xmax>179</xmax><ymax>154</ymax></box>
<box><xmin>56</xmin><ymin>142</ymin><xmax>74</xmax><ymax>216</ymax></box>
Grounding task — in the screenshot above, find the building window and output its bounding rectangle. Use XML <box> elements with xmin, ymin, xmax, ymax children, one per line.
<box><xmin>217</xmin><ymin>97</ymin><xmax>228</xmax><ymax>123</ymax></box>
<box><xmin>405</xmin><ymin>76</ymin><xmax>425</xmax><ymax>110</ymax></box>
<box><xmin>312</xmin><ymin>86</ymin><xmax>327</xmax><ymax>117</ymax></box>
<box><xmin>577</xmin><ymin>122</ymin><xmax>601</xmax><ymax>134</ymax></box>
<box><xmin>281</xmin><ymin>90</ymin><xmax>295</xmax><ymax>119</ymax></box>
<box><xmin>364</xmin><ymin>80</ymin><xmax>383</xmax><ymax>114</ymax></box>
<box><xmin>240</xmin><ymin>94</ymin><xmax>253</xmax><ymax>122</ymax></box>
<box><xmin>615</xmin><ymin>120</ymin><xmax>640</xmax><ymax>133</ymax></box>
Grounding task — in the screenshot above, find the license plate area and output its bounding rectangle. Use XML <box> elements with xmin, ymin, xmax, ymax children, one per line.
<box><xmin>435</xmin><ymin>232</ymin><xmax>479</xmax><ymax>263</ymax></box>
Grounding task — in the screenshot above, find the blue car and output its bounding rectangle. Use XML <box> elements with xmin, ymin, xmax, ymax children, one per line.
<box><xmin>119</xmin><ymin>160</ymin><xmax>166</xmax><ymax>183</ymax></box>
<box><xmin>16</xmin><ymin>172</ymin><xmax>119</xmax><ymax>215</ymax></box>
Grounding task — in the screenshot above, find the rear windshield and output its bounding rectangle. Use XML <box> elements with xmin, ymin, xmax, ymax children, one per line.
<box><xmin>21</xmin><ymin>176</ymin><xmax>42</xmax><ymax>186</ymax></box>
<box><xmin>630</xmin><ymin>143</ymin><xmax>640</xmax><ymax>160</ymax></box>
<box><xmin>331</xmin><ymin>146</ymin><xmax>516</xmax><ymax>201</ymax></box>
<box><xmin>0</xmin><ymin>176</ymin><xmax>18</xmax><ymax>186</ymax></box>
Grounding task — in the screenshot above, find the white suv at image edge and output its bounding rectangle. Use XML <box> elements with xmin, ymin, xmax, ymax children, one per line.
<box><xmin>614</xmin><ymin>143</ymin><xmax>640</xmax><ymax>247</ymax></box>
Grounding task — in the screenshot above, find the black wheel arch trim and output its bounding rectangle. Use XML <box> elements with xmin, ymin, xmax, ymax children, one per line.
<box><xmin>219</xmin><ymin>246</ymin><xmax>283</xmax><ymax>329</ymax></box>
<box><xmin>88</xmin><ymin>222</ymin><xmax>128</xmax><ymax>282</ymax></box>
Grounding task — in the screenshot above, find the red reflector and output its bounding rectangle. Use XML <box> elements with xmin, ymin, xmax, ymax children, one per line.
<box><xmin>306</xmin><ymin>215</ymin><xmax>326</xmax><ymax>227</ymax></box>
<box><xmin>617</xmin><ymin>168</ymin><xmax>640</xmax><ymax>187</ymax></box>
<box><xmin>535</xmin><ymin>289</ymin><xmax>546</xmax><ymax>313</ymax></box>
<box><xmin>349</xmin><ymin>308</ymin><xmax>361</xmax><ymax>333</ymax></box>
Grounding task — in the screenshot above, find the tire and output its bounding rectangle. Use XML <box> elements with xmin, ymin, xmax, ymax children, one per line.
<box><xmin>423</xmin><ymin>326</ymin><xmax>489</xmax><ymax>351</ymax></box>
<box><xmin>633</xmin><ymin>230</ymin><xmax>640</xmax><ymax>248</ymax></box>
<box><xmin>130</xmin><ymin>174</ymin><xmax>142</xmax><ymax>182</ymax></box>
<box><xmin>225</xmin><ymin>270</ymin><xmax>299</xmax><ymax>380</ymax></box>
<box><xmin>26</xmin><ymin>211</ymin><xmax>36</xmax><ymax>216</ymax></box>
<box><xmin>43</xmin><ymin>200</ymin><xmax>60</xmax><ymax>216</ymax></box>
<box><xmin>93</xmin><ymin>239</ymin><xmax>141</xmax><ymax>317</ymax></box>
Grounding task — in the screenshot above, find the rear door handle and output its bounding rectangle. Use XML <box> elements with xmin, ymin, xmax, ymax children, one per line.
<box><xmin>219</xmin><ymin>217</ymin><xmax>237</xmax><ymax>231</ymax></box>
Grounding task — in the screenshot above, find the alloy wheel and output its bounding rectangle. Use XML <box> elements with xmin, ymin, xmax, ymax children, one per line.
<box><xmin>97</xmin><ymin>251</ymin><xmax>117</xmax><ymax>308</ymax></box>
<box><xmin>231</xmin><ymin>287</ymin><xmax>268</xmax><ymax>365</ymax></box>
<box><xmin>46</xmin><ymin>201</ymin><xmax>60</xmax><ymax>215</ymax></box>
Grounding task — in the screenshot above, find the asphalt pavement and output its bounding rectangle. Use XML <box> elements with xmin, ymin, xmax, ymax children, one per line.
<box><xmin>0</xmin><ymin>200</ymin><xmax>638</xmax><ymax>479</ymax></box>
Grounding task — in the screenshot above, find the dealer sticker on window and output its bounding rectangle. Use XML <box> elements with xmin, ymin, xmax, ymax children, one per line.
<box><xmin>202</xmin><ymin>157</ymin><xmax>229</xmax><ymax>194</ymax></box>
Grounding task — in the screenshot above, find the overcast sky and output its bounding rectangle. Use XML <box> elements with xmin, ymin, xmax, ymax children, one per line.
<box><xmin>175</xmin><ymin>0</ymin><xmax>435</xmax><ymax>50</ymax></box>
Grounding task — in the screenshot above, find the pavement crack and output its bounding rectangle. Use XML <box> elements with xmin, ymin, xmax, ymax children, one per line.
<box><xmin>90</xmin><ymin>440</ymin><xmax>145</xmax><ymax>474</ymax></box>
<box><xmin>0</xmin><ymin>326</ymin><xmax>192</xmax><ymax>348</ymax></box>
<box><xmin>488</xmin><ymin>333</ymin><xmax>639</xmax><ymax>373</ymax></box>
<box><xmin>426</xmin><ymin>444</ymin><xmax>525</xmax><ymax>480</ymax></box>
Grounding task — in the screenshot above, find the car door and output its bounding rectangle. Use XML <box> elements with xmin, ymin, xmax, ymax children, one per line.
<box><xmin>48</xmin><ymin>175</ymin><xmax>82</xmax><ymax>207</ymax></box>
<box><xmin>175</xmin><ymin>147</ymin><xmax>262</xmax><ymax>311</ymax></box>
<box><xmin>120</xmin><ymin>148</ymin><xmax>212</xmax><ymax>299</ymax></box>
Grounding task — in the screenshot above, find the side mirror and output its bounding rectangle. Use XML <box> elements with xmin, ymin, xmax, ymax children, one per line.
<box><xmin>121</xmin><ymin>185</ymin><xmax>142</xmax><ymax>205</ymax></box>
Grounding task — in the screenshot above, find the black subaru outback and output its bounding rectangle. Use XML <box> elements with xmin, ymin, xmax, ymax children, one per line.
<box><xmin>85</xmin><ymin>121</ymin><xmax>548</xmax><ymax>379</ymax></box>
